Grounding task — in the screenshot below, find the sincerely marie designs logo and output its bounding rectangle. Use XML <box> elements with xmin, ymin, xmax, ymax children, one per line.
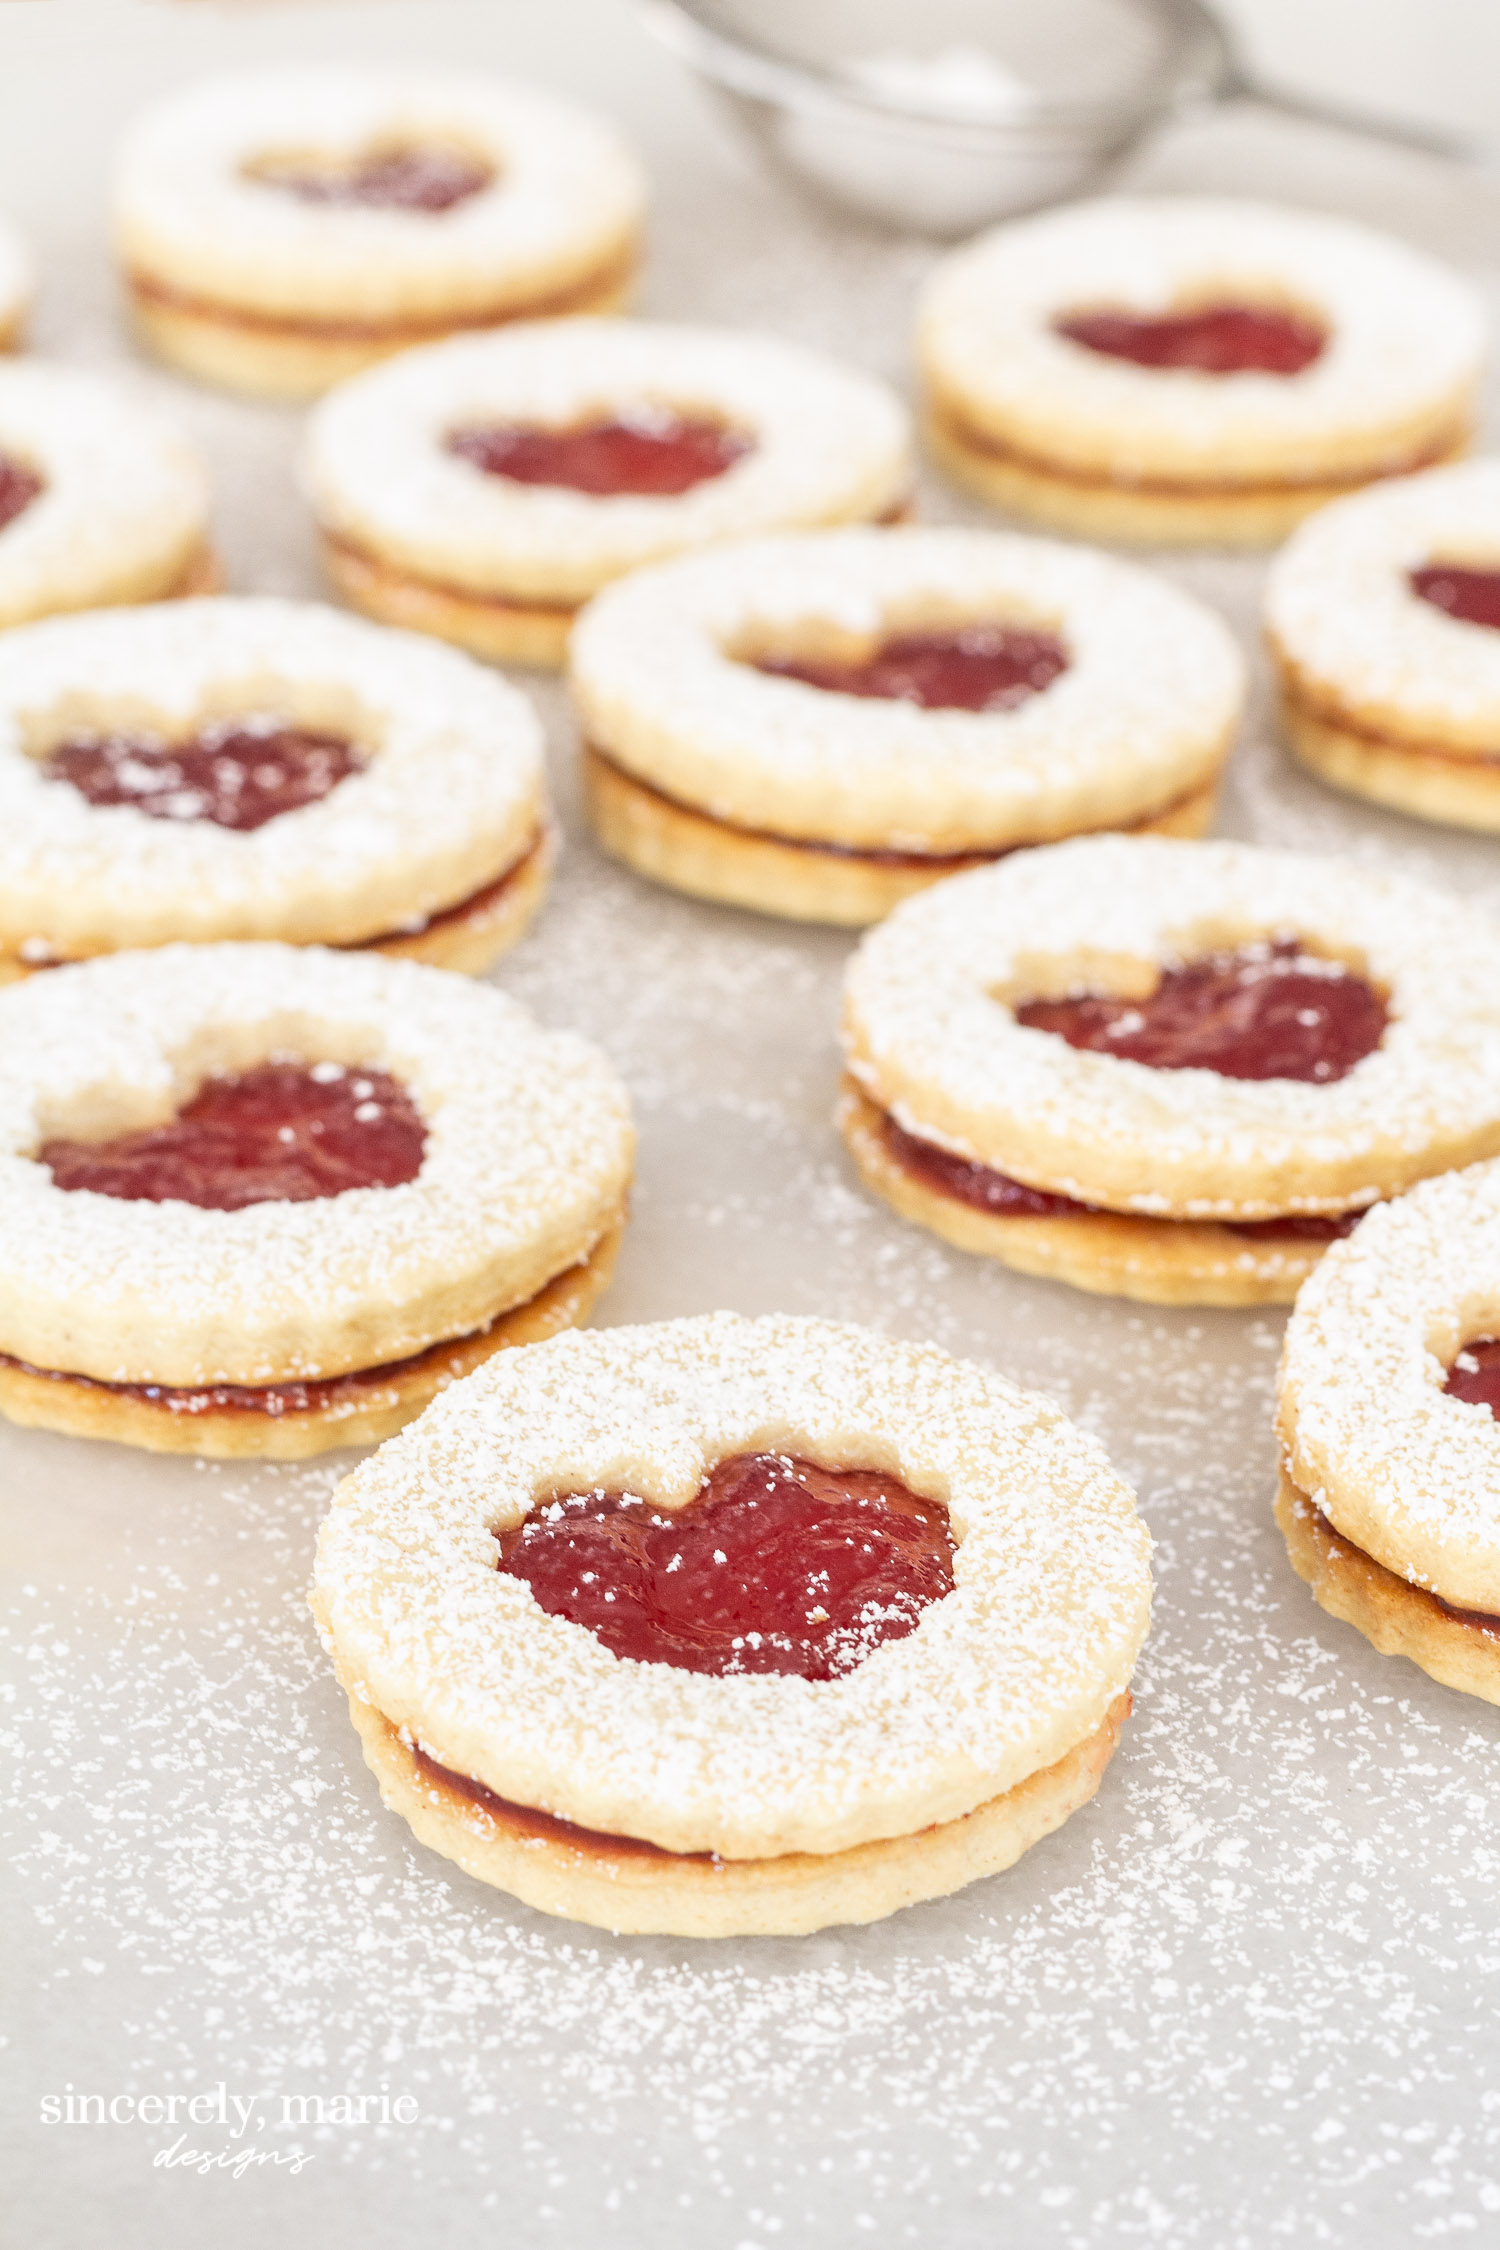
<box><xmin>39</xmin><ymin>2081</ymin><xmax>420</xmax><ymax>2178</ymax></box>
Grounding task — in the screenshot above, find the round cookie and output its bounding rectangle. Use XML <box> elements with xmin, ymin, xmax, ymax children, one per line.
<box><xmin>840</xmin><ymin>834</ymin><xmax>1500</xmax><ymax>1306</ymax></box>
<box><xmin>0</xmin><ymin>597</ymin><xmax>552</xmax><ymax>981</ymax></box>
<box><xmin>919</xmin><ymin>197</ymin><xmax>1485</xmax><ymax>548</ymax></box>
<box><xmin>0</xmin><ymin>213</ymin><xmax>33</xmax><ymax>348</ymax></box>
<box><xmin>1266</xmin><ymin>457</ymin><xmax>1500</xmax><ymax>831</ymax></box>
<box><xmin>569</xmin><ymin>526</ymin><xmax>1243</xmax><ymax>923</ymax></box>
<box><xmin>0</xmin><ymin>943</ymin><xmax>633</xmax><ymax>1458</ymax></box>
<box><xmin>303</xmin><ymin>319</ymin><xmax>914</xmax><ymax>668</ymax></box>
<box><xmin>312</xmin><ymin>1312</ymin><xmax>1151</xmax><ymax>1936</ymax></box>
<box><xmin>114</xmin><ymin>67</ymin><xmax>647</xmax><ymax>399</ymax></box>
<box><xmin>0</xmin><ymin>360</ymin><xmax>215</xmax><ymax>628</ymax></box>
<box><xmin>1276</xmin><ymin>1159</ymin><xmax>1500</xmax><ymax>1702</ymax></box>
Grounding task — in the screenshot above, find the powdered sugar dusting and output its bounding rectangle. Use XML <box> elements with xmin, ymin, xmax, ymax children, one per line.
<box><xmin>315</xmin><ymin>1312</ymin><xmax>1150</xmax><ymax>1856</ymax></box>
<box><xmin>1266</xmin><ymin>458</ymin><xmax>1500</xmax><ymax>746</ymax></box>
<box><xmin>570</xmin><ymin>527</ymin><xmax>1243</xmax><ymax>850</ymax></box>
<box><xmin>1279</xmin><ymin>1158</ymin><xmax>1500</xmax><ymax>1610</ymax></box>
<box><xmin>843</xmin><ymin>835</ymin><xmax>1500</xmax><ymax>1217</ymax></box>
<box><xmin>0</xmin><ymin>358</ymin><xmax>208</xmax><ymax>623</ymax></box>
<box><xmin>0</xmin><ymin>942</ymin><xmax>632</xmax><ymax>1385</ymax></box>
<box><xmin>0</xmin><ymin>598</ymin><xmax>545</xmax><ymax>954</ymax></box>
<box><xmin>920</xmin><ymin>196</ymin><xmax>1485</xmax><ymax>484</ymax></box>
<box><xmin>304</xmin><ymin>323</ymin><xmax>913</xmax><ymax>605</ymax></box>
<box><xmin>113</xmin><ymin>65</ymin><xmax>646</xmax><ymax>323</ymax></box>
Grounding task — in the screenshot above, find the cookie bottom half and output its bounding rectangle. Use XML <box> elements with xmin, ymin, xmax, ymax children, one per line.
<box><xmin>320</xmin><ymin>531</ymin><xmax>578</xmax><ymax>669</ymax></box>
<box><xmin>0</xmin><ymin>1220</ymin><xmax>622</xmax><ymax>1459</ymax></box>
<box><xmin>838</xmin><ymin>1081</ymin><xmax>1332</xmax><ymax>1306</ymax></box>
<box><xmin>0</xmin><ymin>827</ymin><xmax>553</xmax><ymax>990</ymax></box>
<box><xmin>319</xmin><ymin>503</ymin><xmax>917</xmax><ymax>673</ymax></box>
<box><xmin>586</xmin><ymin>746</ymin><xmax>1216</xmax><ymax>927</ymax></box>
<box><xmin>345</xmin><ymin>1684</ymin><xmax>1131</xmax><ymax>1937</ymax></box>
<box><xmin>367</xmin><ymin>824</ymin><xmax>555</xmax><ymax>974</ymax></box>
<box><xmin>1276</xmin><ymin>685</ymin><xmax>1500</xmax><ymax>834</ymax></box>
<box><xmin>1275</xmin><ymin>1467</ymin><xmax>1500</xmax><ymax>1704</ymax></box>
<box><xmin>925</xmin><ymin>397</ymin><xmax>1470</xmax><ymax>551</ymax></box>
<box><xmin>126</xmin><ymin>255</ymin><xmax>636</xmax><ymax>402</ymax></box>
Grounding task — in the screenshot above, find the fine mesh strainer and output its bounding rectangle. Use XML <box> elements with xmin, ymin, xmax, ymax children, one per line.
<box><xmin>641</xmin><ymin>0</ymin><xmax>1498</xmax><ymax>235</ymax></box>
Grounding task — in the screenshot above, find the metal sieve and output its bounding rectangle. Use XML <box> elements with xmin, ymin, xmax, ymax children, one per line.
<box><xmin>641</xmin><ymin>0</ymin><xmax>1498</xmax><ymax>236</ymax></box>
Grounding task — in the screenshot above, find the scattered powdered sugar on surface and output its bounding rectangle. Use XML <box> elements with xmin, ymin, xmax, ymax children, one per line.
<box><xmin>8</xmin><ymin>12</ymin><xmax>1500</xmax><ymax>2244</ymax></box>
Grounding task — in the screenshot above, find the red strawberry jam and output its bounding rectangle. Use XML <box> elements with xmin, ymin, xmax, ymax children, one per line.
<box><xmin>1015</xmin><ymin>939</ymin><xmax>1386</xmax><ymax>1084</ymax></box>
<box><xmin>446</xmin><ymin>410</ymin><xmax>752</xmax><ymax>498</ymax></box>
<box><xmin>1410</xmin><ymin>565</ymin><xmax>1500</xmax><ymax>633</ymax></box>
<box><xmin>40</xmin><ymin>1061</ymin><xmax>425</xmax><ymax>1210</ymax></box>
<box><xmin>1445</xmin><ymin>1337</ymin><xmax>1500</xmax><ymax>1417</ymax></box>
<box><xmin>253</xmin><ymin>146</ymin><xmax>492</xmax><ymax>212</ymax></box>
<box><xmin>42</xmin><ymin>717</ymin><xmax>363</xmax><ymax>832</ymax></box>
<box><xmin>0</xmin><ymin>450</ymin><xmax>43</xmax><ymax>532</ymax></box>
<box><xmin>1054</xmin><ymin>302</ymin><xmax>1326</xmax><ymax>376</ymax></box>
<box><xmin>757</xmin><ymin>624</ymin><xmax>1068</xmax><ymax>713</ymax></box>
<box><xmin>880</xmin><ymin>1109</ymin><xmax>1360</xmax><ymax>1242</ymax></box>
<box><xmin>497</xmin><ymin>1451</ymin><xmax>954</xmax><ymax>1681</ymax></box>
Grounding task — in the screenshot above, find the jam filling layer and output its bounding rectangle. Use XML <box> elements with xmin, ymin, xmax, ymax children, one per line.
<box><xmin>1016</xmin><ymin>939</ymin><xmax>1387</xmax><ymax>1084</ymax></box>
<box><xmin>250</xmin><ymin>146</ymin><xmax>493</xmax><ymax>212</ymax></box>
<box><xmin>497</xmin><ymin>1451</ymin><xmax>955</xmax><ymax>1681</ymax></box>
<box><xmin>40</xmin><ymin>1060</ymin><xmax>425</xmax><ymax>1209</ymax></box>
<box><xmin>446</xmin><ymin>410</ymin><xmax>752</xmax><ymax>497</ymax></box>
<box><xmin>2</xmin><ymin>1317</ymin><xmax>488</xmax><ymax>1420</ymax></box>
<box><xmin>42</xmin><ymin>717</ymin><xmax>363</xmax><ymax>831</ymax></box>
<box><xmin>412</xmin><ymin>1744</ymin><xmax>698</xmax><ymax>1862</ymax></box>
<box><xmin>0</xmin><ymin>451</ymin><xmax>43</xmax><ymax>532</ymax></box>
<box><xmin>1410</xmin><ymin>564</ymin><xmax>1500</xmax><ymax>633</ymax></box>
<box><xmin>880</xmin><ymin>1107</ymin><xmax>1360</xmax><ymax>1242</ymax></box>
<box><xmin>1053</xmin><ymin>302</ymin><xmax>1326</xmax><ymax>377</ymax></box>
<box><xmin>756</xmin><ymin>624</ymin><xmax>1069</xmax><ymax>713</ymax></box>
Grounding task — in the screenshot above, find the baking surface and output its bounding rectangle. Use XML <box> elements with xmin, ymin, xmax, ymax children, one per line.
<box><xmin>5</xmin><ymin>5</ymin><xmax>1500</xmax><ymax>2244</ymax></box>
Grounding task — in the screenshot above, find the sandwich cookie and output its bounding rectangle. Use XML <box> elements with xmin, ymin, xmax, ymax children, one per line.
<box><xmin>919</xmin><ymin>197</ymin><xmax>1485</xmax><ymax>548</ymax></box>
<box><xmin>312</xmin><ymin>1313</ymin><xmax>1151</xmax><ymax>1936</ymax></box>
<box><xmin>0</xmin><ymin>597</ymin><xmax>552</xmax><ymax>983</ymax></box>
<box><xmin>1267</xmin><ymin>457</ymin><xmax>1500</xmax><ymax>831</ymax></box>
<box><xmin>303</xmin><ymin>319</ymin><xmax>914</xmax><ymax>668</ymax></box>
<box><xmin>1277</xmin><ymin>1159</ymin><xmax>1500</xmax><ymax>1704</ymax></box>
<box><xmin>570</xmin><ymin>526</ymin><xmax>1243</xmax><ymax>923</ymax></box>
<box><xmin>114</xmin><ymin>67</ymin><xmax>646</xmax><ymax>398</ymax></box>
<box><xmin>0</xmin><ymin>944</ymin><xmax>633</xmax><ymax>1457</ymax></box>
<box><xmin>0</xmin><ymin>360</ymin><xmax>215</xmax><ymax>628</ymax></box>
<box><xmin>840</xmin><ymin>834</ymin><xmax>1500</xmax><ymax>1305</ymax></box>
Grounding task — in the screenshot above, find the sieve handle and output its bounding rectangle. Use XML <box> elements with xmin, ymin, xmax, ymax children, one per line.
<box><xmin>1212</xmin><ymin>50</ymin><xmax>1500</xmax><ymax>176</ymax></box>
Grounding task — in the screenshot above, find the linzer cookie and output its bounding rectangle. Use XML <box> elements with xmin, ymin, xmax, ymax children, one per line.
<box><xmin>0</xmin><ymin>944</ymin><xmax>633</xmax><ymax>1457</ymax></box>
<box><xmin>919</xmin><ymin>197</ymin><xmax>1484</xmax><ymax>548</ymax></box>
<box><xmin>0</xmin><ymin>213</ymin><xmax>32</xmax><ymax>348</ymax></box>
<box><xmin>1276</xmin><ymin>1160</ymin><xmax>1500</xmax><ymax>1704</ymax></box>
<box><xmin>311</xmin><ymin>1313</ymin><xmax>1151</xmax><ymax>1936</ymax></box>
<box><xmin>1266</xmin><ymin>458</ymin><xmax>1500</xmax><ymax>831</ymax></box>
<box><xmin>0</xmin><ymin>597</ymin><xmax>552</xmax><ymax>983</ymax></box>
<box><xmin>569</xmin><ymin>526</ymin><xmax>1242</xmax><ymax>923</ymax></box>
<box><xmin>113</xmin><ymin>67</ymin><xmax>646</xmax><ymax>399</ymax></box>
<box><xmin>840</xmin><ymin>835</ymin><xmax>1500</xmax><ymax>1306</ymax></box>
<box><xmin>0</xmin><ymin>360</ymin><xmax>214</xmax><ymax>628</ymax></box>
<box><xmin>302</xmin><ymin>319</ymin><xmax>914</xmax><ymax>668</ymax></box>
